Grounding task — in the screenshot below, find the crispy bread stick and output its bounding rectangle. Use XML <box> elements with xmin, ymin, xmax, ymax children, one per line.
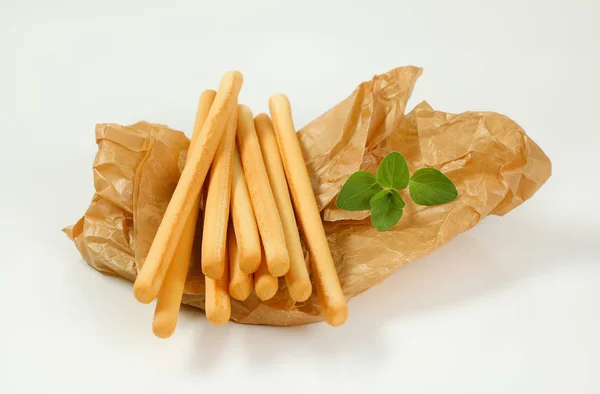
<box><xmin>236</xmin><ymin>105</ymin><xmax>289</xmax><ymax>277</ymax></box>
<box><xmin>205</xmin><ymin>246</ymin><xmax>231</xmax><ymax>325</ymax></box>
<box><xmin>230</xmin><ymin>146</ymin><xmax>262</xmax><ymax>274</ymax></box>
<box><xmin>254</xmin><ymin>248</ymin><xmax>278</xmax><ymax>301</ymax></box>
<box><xmin>152</xmin><ymin>90</ymin><xmax>216</xmax><ymax>338</ymax></box>
<box><xmin>134</xmin><ymin>71</ymin><xmax>243</xmax><ymax>303</ymax></box>
<box><xmin>201</xmin><ymin>103</ymin><xmax>237</xmax><ymax>279</ymax></box>
<box><xmin>254</xmin><ymin>114</ymin><xmax>312</xmax><ymax>302</ymax></box>
<box><xmin>228</xmin><ymin>226</ymin><xmax>253</xmax><ymax>301</ymax></box>
<box><xmin>269</xmin><ymin>94</ymin><xmax>348</xmax><ymax>326</ymax></box>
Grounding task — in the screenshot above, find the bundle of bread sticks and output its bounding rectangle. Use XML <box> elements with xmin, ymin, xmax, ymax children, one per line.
<box><xmin>132</xmin><ymin>71</ymin><xmax>348</xmax><ymax>337</ymax></box>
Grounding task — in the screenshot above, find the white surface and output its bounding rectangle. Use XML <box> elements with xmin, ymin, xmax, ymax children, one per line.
<box><xmin>1</xmin><ymin>0</ymin><xmax>599</xmax><ymax>393</ymax></box>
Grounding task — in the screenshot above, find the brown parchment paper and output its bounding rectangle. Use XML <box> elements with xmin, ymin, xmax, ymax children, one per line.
<box><xmin>64</xmin><ymin>66</ymin><xmax>552</xmax><ymax>326</ymax></box>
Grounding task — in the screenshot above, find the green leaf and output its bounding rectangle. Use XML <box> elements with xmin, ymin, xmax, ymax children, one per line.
<box><xmin>409</xmin><ymin>168</ymin><xmax>458</xmax><ymax>206</ymax></box>
<box><xmin>376</xmin><ymin>151</ymin><xmax>410</xmax><ymax>189</ymax></box>
<box><xmin>369</xmin><ymin>189</ymin><xmax>405</xmax><ymax>231</ymax></box>
<box><xmin>369</xmin><ymin>188</ymin><xmax>406</xmax><ymax>209</ymax></box>
<box><xmin>336</xmin><ymin>171</ymin><xmax>383</xmax><ymax>211</ymax></box>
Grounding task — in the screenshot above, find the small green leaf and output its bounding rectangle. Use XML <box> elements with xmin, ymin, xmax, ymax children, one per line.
<box><xmin>377</xmin><ymin>151</ymin><xmax>410</xmax><ymax>189</ymax></box>
<box><xmin>409</xmin><ymin>168</ymin><xmax>458</xmax><ymax>206</ymax></box>
<box><xmin>336</xmin><ymin>171</ymin><xmax>383</xmax><ymax>211</ymax></box>
<box><xmin>370</xmin><ymin>189</ymin><xmax>406</xmax><ymax>209</ymax></box>
<box><xmin>369</xmin><ymin>189</ymin><xmax>405</xmax><ymax>231</ymax></box>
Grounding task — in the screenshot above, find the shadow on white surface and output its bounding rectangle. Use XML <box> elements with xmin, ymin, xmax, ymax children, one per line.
<box><xmin>187</xmin><ymin>312</ymin><xmax>391</xmax><ymax>373</ymax></box>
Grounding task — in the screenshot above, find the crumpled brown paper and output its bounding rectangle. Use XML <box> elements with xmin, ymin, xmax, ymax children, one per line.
<box><xmin>64</xmin><ymin>66</ymin><xmax>552</xmax><ymax>326</ymax></box>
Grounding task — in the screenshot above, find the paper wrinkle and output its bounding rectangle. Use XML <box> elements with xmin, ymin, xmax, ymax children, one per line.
<box><xmin>64</xmin><ymin>66</ymin><xmax>551</xmax><ymax>326</ymax></box>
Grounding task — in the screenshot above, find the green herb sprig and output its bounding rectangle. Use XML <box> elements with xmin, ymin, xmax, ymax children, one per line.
<box><xmin>336</xmin><ymin>152</ymin><xmax>458</xmax><ymax>231</ymax></box>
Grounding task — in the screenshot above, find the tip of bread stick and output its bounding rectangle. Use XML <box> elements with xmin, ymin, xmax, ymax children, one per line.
<box><xmin>255</xmin><ymin>278</ymin><xmax>278</xmax><ymax>301</ymax></box>
<box><xmin>197</xmin><ymin>90</ymin><xmax>217</xmax><ymax>111</ymax></box>
<box><xmin>267</xmin><ymin>255</ymin><xmax>290</xmax><ymax>277</ymax></box>
<box><xmin>238</xmin><ymin>104</ymin><xmax>253</xmax><ymax>117</ymax></box>
<box><xmin>206</xmin><ymin>310</ymin><xmax>231</xmax><ymax>326</ymax></box>
<box><xmin>200</xmin><ymin>89</ymin><xmax>217</xmax><ymax>100</ymax></box>
<box><xmin>202</xmin><ymin>259</ymin><xmax>225</xmax><ymax>280</ymax></box>
<box><xmin>288</xmin><ymin>280</ymin><xmax>312</xmax><ymax>302</ymax></box>
<box><xmin>230</xmin><ymin>282</ymin><xmax>251</xmax><ymax>301</ymax></box>
<box><xmin>133</xmin><ymin>280</ymin><xmax>159</xmax><ymax>304</ymax></box>
<box><xmin>152</xmin><ymin>313</ymin><xmax>176</xmax><ymax>339</ymax></box>
<box><xmin>324</xmin><ymin>304</ymin><xmax>349</xmax><ymax>327</ymax></box>
<box><xmin>254</xmin><ymin>113</ymin><xmax>272</xmax><ymax>127</ymax></box>
<box><xmin>224</xmin><ymin>70</ymin><xmax>244</xmax><ymax>84</ymax></box>
<box><xmin>268</xmin><ymin>93</ymin><xmax>291</xmax><ymax>109</ymax></box>
<box><xmin>239</xmin><ymin>249</ymin><xmax>262</xmax><ymax>274</ymax></box>
<box><xmin>269</xmin><ymin>93</ymin><xmax>289</xmax><ymax>102</ymax></box>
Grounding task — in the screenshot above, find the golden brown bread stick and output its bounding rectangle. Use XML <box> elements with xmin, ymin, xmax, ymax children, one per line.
<box><xmin>152</xmin><ymin>89</ymin><xmax>216</xmax><ymax>338</ymax></box>
<box><xmin>254</xmin><ymin>114</ymin><xmax>312</xmax><ymax>302</ymax></box>
<box><xmin>133</xmin><ymin>71</ymin><xmax>243</xmax><ymax>303</ymax></box>
<box><xmin>228</xmin><ymin>226</ymin><xmax>253</xmax><ymax>301</ymax></box>
<box><xmin>201</xmin><ymin>104</ymin><xmax>237</xmax><ymax>279</ymax></box>
<box><xmin>269</xmin><ymin>94</ymin><xmax>348</xmax><ymax>326</ymax></box>
<box><xmin>230</xmin><ymin>146</ymin><xmax>262</xmax><ymax>274</ymax></box>
<box><xmin>152</xmin><ymin>228</ymin><xmax>195</xmax><ymax>338</ymax></box>
<box><xmin>253</xmin><ymin>248</ymin><xmax>278</xmax><ymax>301</ymax></box>
<box><xmin>205</xmin><ymin>246</ymin><xmax>231</xmax><ymax>325</ymax></box>
<box><xmin>236</xmin><ymin>105</ymin><xmax>290</xmax><ymax>277</ymax></box>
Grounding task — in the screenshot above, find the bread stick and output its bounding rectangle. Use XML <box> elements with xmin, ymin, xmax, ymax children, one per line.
<box><xmin>228</xmin><ymin>226</ymin><xmax>253</xmax><ymax>301</ymax></box>
<box><xmin>236</xmin><ymin>105</ymin><xmax>290</xmax><ymax>277</ymax></box>
<box><xmin>133</xmin><ymin>71</ymin><xmax>243</xmax><ymax>303</ymax></box>
<box><xmin>269</xmin><ymin>94</ymin><xmax>348</xmax><ymax>326</ymax></box>
<box><xmin>152</xmin><ymin>89</ymin><xmax>216</xmax><ymax>338</ymax></box>
<box><xmin>254</xmin><ymin>248</ymin><xmax>278</xmax><ymax>301</ymax></box>
<box><xmin>230</xmin><ymin>146</ymin><xmax>262</xmax><ymax>274</ymax></box>
<box><xmin>205</xmin><ymin>245</ymin><xmax>231</xmax><ymax>325</ymax></box>
<box><xmin>254</xmin><ymin>114</ymin><xmax>312</xmax><ymax>302</ymax></box>
<box><xmin>201</xmin><ymin>103</ymin><xmax>237</xmax><ymax>279</ymax></box>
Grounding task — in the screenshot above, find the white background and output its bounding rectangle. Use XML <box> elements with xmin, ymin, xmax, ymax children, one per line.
<box><xmin>1</xmin><ymin>0</ymin><xmax>599</xmax><ymax>393</ymax></box>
